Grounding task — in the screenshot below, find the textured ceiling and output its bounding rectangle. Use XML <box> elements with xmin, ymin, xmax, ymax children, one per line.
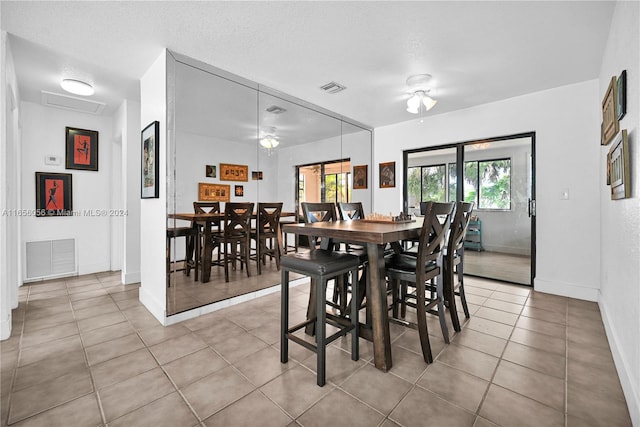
<box><xmin>1</xmin><ymin>1</ymin><xmax>615</xmax><ymax>128</ymax></box>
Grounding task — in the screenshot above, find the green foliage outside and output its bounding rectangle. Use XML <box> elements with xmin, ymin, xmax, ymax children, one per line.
<box><xmin>408</xmin><ymin>159</ymin><xmax>510</xmax><ymax>210</ymax></box>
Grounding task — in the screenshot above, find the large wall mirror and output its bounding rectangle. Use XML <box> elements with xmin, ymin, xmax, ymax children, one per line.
<box><xmin>167</xmin><ymin>53</ymin><xmax>372</xmax><ymax>316</ymax></box>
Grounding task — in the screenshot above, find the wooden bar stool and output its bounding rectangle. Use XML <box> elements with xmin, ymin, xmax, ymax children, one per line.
<box><xmin>280</xmin><ymin>250</ymin><xmax>360</xmax><ymax>386</ymax></box>
<box><xmin>166</xmin><ymin>226</ymin><xmax>198</xmax><ymax>286</ymax></box>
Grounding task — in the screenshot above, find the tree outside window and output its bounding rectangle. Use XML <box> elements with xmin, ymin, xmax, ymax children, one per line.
<box><xmin>408</xmin><ymin>158</ymin><xmax>510</xmax><ymax>210</ymax></box>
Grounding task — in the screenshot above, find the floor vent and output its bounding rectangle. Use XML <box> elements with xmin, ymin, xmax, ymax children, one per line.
<box><xmin>26</xmin><ymin>239</ymin><xmax>76</xmax><ymax>280</ymax></box>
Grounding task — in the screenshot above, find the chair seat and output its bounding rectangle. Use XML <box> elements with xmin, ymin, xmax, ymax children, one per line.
<box><xmin>281</xmin><ymin>250</ymin><xmax>360</xmax><ymax>276</ymax></box>
<box><xmin>167</xmin><ymin>226</ymin><xmax>195</xmax><ymax>238</ymax></box>
<box><xmin>385</xmin><ymin>253</ymin><xmax>437</xmax><ymax>273</ymax></box>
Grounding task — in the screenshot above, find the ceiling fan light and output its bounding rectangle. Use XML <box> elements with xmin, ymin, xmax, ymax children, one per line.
<box><xmin>260</xmin><ymin>136</ymin><xmax>279</xmax><ymax>149</ymax></box>
<box><xmin>61</xmin><ymin>79</ymin><xmax>94</xmax><ymax>96</ymax></box>
<box><xmin>406</xmin><ymin>94</ymin><xmax>421</xmax><ymax>113</ymax></box>
<box><xmin>422</xmin><ymin>95</ymin><xmax>437</xmax><ymax>111</ymax></box>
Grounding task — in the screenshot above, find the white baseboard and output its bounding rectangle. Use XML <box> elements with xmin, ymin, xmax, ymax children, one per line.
<box><xmin>599</xmin><ymin>298</ymin><xmax>640</xmax><ymax>426</ymax></box>
<box><xmin>533</xmin><ymin>277</ymin><xmax>598</xmax><ymax>301</ymax></box>
<box><xmin>0</xmin><ymin>315</ymin><xmax>11</xmax><ymax>341</ymax></box>
<box><xmin>122</xmin><ymin>271</ymin><xmax>141</xmax><ymax>285</ymax></box>
<box><xmin>138</xmin><ymin>286</ymin><xmax>166</xmax><ymax>326</ymax></box>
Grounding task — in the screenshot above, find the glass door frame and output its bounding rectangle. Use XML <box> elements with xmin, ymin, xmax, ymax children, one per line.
<box><xmin>402</xmin><ymin>131</ymin><xmax>536</xmax><ymax>285</ymax></box>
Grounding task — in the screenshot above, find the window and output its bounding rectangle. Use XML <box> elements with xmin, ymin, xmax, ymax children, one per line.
<box><xmin>409</xmin><ymin>158</ymin><xmax>511</xmax><ymax>210</ymax></box>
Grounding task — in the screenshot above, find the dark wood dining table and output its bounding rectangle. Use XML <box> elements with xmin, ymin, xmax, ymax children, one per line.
<box><xmin>168</xmin><ymin>211</ymin><xmax>296</xmax><ymax>283</ymax></box>
<box><xmin>282</xmin><ymin>218</ymin><xmax>423</xmax><ymax>372</ymax></box>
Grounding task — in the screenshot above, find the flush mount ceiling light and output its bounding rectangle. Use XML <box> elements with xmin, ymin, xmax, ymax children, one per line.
<box><xmin>260</xmin><ymin>126</ymin><xmax>279</xmax><ymax>149</ymax></box>
<box><xmin>406</xmin><ymin>74</ymin><xmax>437</xmax><ymax>116</ymax></box>
<box><xmin>60</xmin><ymin>78</ymin><xmax>94</xmax><ymax>96</ymax></box>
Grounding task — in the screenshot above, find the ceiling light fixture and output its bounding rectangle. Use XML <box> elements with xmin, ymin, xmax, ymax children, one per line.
<box><xmin>260</xmin><ymin>127</ymin><xmax>279</xmax><ymax>152</ymax></box>
<box><xmin>406</xmin><ymin>74</ymin><xmax>437</xmax><ymax>120</ymax></box>
<box><xmin>61</xmin><ymin>78</ymin><xmax>94</xmax><ymax>96</ymax></box>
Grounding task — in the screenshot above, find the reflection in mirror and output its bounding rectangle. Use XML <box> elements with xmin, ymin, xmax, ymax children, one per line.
<box><xmin>167</xmin><ymin>55</ymin><xmax>373</xmax><ymax>316</ymax></box>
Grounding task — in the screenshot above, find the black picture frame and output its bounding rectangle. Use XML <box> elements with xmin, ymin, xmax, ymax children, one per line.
<box><xmin>141</xmin><ymin>121</ymin><xmax>160</xmax><ymax>199</ymax></box>
<box><xmin>616</xmin><ymin>70</ymin><xmax>626</xmax><ymax>121</ymax></box>
<box><xmin>35</xmin><ymin>172</ymin><xmax>73</xmax><ymax>216</ymax></box>
<box><xmin>65</xmin><ymin>127</ymin><xmax>98</xmax><ymax>171</ymax></box>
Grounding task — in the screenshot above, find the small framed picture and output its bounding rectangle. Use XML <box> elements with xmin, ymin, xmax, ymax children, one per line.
<box><xmin>35</xmin><ymin>172</ymin><xmax>73</xmax><ymax>216</ymax></box>
<box><xmin>251</xmin><ymin>171</ymin><xmax>263</xmax><ymax>180</ymax></box>
<box><xmin>66</xmin><ymin>127</ymin><xmax>98</xmax><ymax>171</ymax></box>
<box><xmin>141</xmin><ymin>121</ymin><xmax>160</xmax><ymax>199</ymax></box>
<box><xmin>206</xmin><ymin>165</ymin><xmax>216</xmax><ymax>178</ymax></box>
<box><xmin>379</xmin><ymin>161</ymin><xmax>395</xmax><ymax>188</ymax></box>
<box><xmin>601</xmin><ymin>76</ymin><xmax>618</xmax><ymax>146</ymax></box>
<box><xmin>609</xmin><ymin>129</ymin><xmax>630</xmax><ymax>200</ymax></box>
<box><xmin>353</xmin><ymin>165</ymin><xmax>368</xmax><ymax>189</ymax></box>
<box><xmin>616</xmin><ymin>70</ymin><xmax>626</xmax><ymax>121</ymax></box>
<box><xmin>235</xmin><ymin>185</ymin><xmax>244</xmax><ymax>197</ymax></box>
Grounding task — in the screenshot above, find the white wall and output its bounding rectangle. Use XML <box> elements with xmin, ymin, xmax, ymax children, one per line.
<box><xmin>598</xmin><ymin>1</ymin><xmax>640</xmax><ymax>424</ymax></box>
<box><xmin>19</xmin><ymin>102</ymin><xmax>115</xmax><ymax>277</ymax></box>
<box><xmin>1</xmin><ymin>32</ymin><xmax>21</xmax><ymax>339</ymax></box>
<box><xmin>139</xmin><ymin>50</ymin><xmax>168</xmax><ymax>325</ymax></box>
<box><xmin>374</xmin><ymin>80</ymin><xmax>601</xmax><ymax>302</ymax></box>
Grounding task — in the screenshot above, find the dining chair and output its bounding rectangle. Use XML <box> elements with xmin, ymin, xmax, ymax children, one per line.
<box><xmin>215</xmin><ymin>202</ymin><xmax>254</xmax><ymax>282</ymax></box>
<box><xmin>193</xmin><ymin>201</ymin><xmax>222</xmax><ymax>280</ymax></box>
<box><xmin>444</xmin><ymin>201</ymin><xmax>475</xmax><ymax>332</ymax></box>
<box><xmin>166</xmin><ymin>224</ymin><xmax>198</xmax><ymax>286</ymax></box>
<box><xmin>337</xmin><ymin>202</ymin><xmax>365</xmax><ymax>221</ymax></box>
<box><xmin>385</xmin><ymin>201</ymin><xmax>455</xmax><ymax>363</ymax></box>
<box><xmin>281</xmin><ymin>249</ymin><xmax>360</xmax><ymax>386</ymax></box>
<box><xmin>301</xmin><ymin>202</ymin><xmax>338</xmax><ymax>252</ymax></box>
<box><xmin>250</xmin><ymin>202</ymin><xmax>283</xmax><ymax>274</ymax></box>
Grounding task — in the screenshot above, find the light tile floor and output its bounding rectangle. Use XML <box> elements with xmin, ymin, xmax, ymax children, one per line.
<box><xmin>0</xmin><ymin>272</ymin><xmax>632</xmax><ymax>427</ymax></box>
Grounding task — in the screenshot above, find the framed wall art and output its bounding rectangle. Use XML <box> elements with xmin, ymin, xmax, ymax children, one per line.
<box><xmin>609</xmin><ymin>129</ymin><xmax>630</xmax><ymax>200</ymax></box>
<box><xmin>65</xmin><ymin>127</ymin><xmax>98</xmax><ymax>171</ymax></box>
<box><xmin>141</xmin><ymin>121</ymin><xmax>160</xmax><ymax>199</ymax></box>
<box><xmin>235</xmin><ymin>185</ymin><xmax>244</xmax><ymax>197</ymax></box>
<box><xmin>379</xmin><ymin>161</ymin><xmax>395</xmax><ymax>188</ymax></box>
<box><xmin>251</xmin><ymin>171</ymin><xmax>263</xmax><ymax>180</ymax></box>
<box><xmin>353</xmin><ymin>165</ymin><xmax>368</xmax><ymax>189</ymax></box>
<box><xmin>220</xmin><ymin>163</ymin><xmax>248</xmax><ymax>182</ymax></box>
<box><xmin>198</xmin><ymin>183</ymin><xmax>230</xmax><ymax>202</ymax></box>
<box><xmin>616</xmin><ymin>70</ymin><xmax>626</xmax><ymax>121</ymax></box>
<box><xmin>601</xmin><ymin>76</ymin><xmax>618</xmax><ymax>146</ymax></box>
<box><xmin>206</xmin><ymin>165</ymin><xmax>216</xmax><ymax>178</ymax></box>
<box><xmin>35</xmin><ymin>172</ymin><xmax>72</xmax><ymax>216</ymax></box>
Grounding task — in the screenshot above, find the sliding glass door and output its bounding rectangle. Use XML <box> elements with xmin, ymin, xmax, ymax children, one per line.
<box><xmin>404</xmin><ymin>133</ymin><xmax>535</xmax><ymax>285</ymax></box>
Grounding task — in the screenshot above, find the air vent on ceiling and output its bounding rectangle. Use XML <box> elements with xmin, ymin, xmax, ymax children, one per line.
<box><xmin>265</xmin><ymin>105</ymin><xmax>287</xmax><ymax>114</ymax></box>
<box><xmin>320</xmin><ymin>81</ymin><xmax>346</xmax><ymax>94</ymax></box>
<box><xmin>41</xmin><ymin>91</ymin><xmax>106</xmax><ymax>115</ymax></box>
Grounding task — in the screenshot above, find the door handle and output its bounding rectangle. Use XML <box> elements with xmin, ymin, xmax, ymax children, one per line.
<box><xmin>528</xmin><ymin>199</ymin><xmax>536</xmax><ymax>217</ymax></box>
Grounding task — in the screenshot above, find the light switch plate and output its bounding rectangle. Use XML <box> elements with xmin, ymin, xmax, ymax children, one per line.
<box><xmin>44</xmin><ymin>155</ymin><xmax>61</xmax><ymax>165</ymax></box>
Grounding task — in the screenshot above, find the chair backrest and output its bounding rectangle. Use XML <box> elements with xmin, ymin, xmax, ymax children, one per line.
<box><xmin>419</xmin><ymin>201</ymin><xmax>429</xmax><ymax>216</ymax></box>
<box><xmin>301</xmin><ymin>202</ymin><xmax>336</xmax><ymax>251</ymax></box>
<box><xmin>337</xmin><ymin>202</ymin><xmax>365</xmax><ymax>220</ymax></box>
<box><xmin>448</xmin><ymin>201</ymin><xmax>474</xmax><ymax>255</ymax></box>
<box><xmin>223</xmin><ymin>202</ymin><xmax>254</xmax><ymax>238</ymax></box>
<box><xmin>257</xmin><ymin>202</ymin><xmax>283</xmax><ymax>236</ymax></box>
<box><xmin>417</xmin><ymin>202</ymin><xmax>455</xmax><ymax>269</ymax></box>
<box><xmin>193</xmin><ymin>201</ymin><xmax>220</xmax><ymax>214</ymax></box>
<box><xmin>301</xmin><ymin>202</ymin><xmax>336</xmax><ymax>223</ymax></box>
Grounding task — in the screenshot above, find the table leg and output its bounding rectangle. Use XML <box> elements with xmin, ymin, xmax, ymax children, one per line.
<box><xmin>201</xmin><ymin>221</ymin><xmax>212</xmax><ymax>283</ymax></box>
<box><xmin>367</xmin><ymin>243</ymin><xmax>392</xmax><ymax>371</ymax></box>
